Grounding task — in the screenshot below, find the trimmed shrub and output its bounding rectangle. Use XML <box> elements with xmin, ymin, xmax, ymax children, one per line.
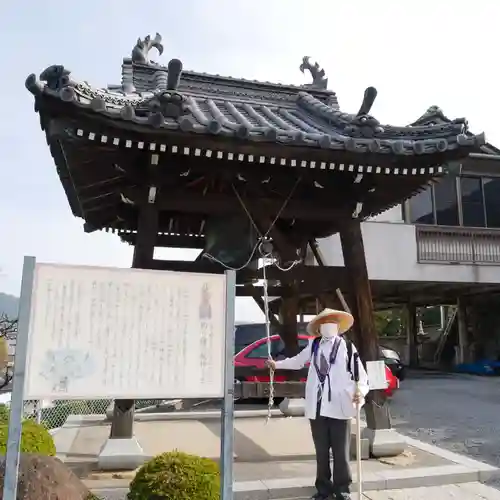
<box><xmin>0</xmin><ymin>403</ymin><xmax>9</xmax><ymax>424</ymax></box>
<box><xmin>0</xmin><ymin>337</ymin><xmax>8</xmax><ymax>369</ymax></box>
<box><xmin>127</xmin><ymin>451</ymin><xmax>220</xmax><ymax>500</ymax></box>
<box><xmin>0</xmin><ymin>419</ymin><xmax>56</xmax><ymax>455</ymax></box>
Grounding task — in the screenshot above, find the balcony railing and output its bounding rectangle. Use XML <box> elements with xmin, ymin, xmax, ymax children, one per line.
<box><xmin>416</xmin><ymin>225</ymin><xmax>500</xmax><ymax>264</ymax></box>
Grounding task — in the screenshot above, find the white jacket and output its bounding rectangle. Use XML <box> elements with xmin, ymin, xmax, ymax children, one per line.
<box><xmin>275</xmin><ymin>336</ymin><xmax>370</xmax><ymax>420</ymax></box>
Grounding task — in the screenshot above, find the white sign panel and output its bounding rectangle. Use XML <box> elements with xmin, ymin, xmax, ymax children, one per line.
<box><xmin>366</xmin><ymin>360</ymin><xmax>389</xmax><ymax>390</ymax></box>
<box><xmin>24</xmin><ymin>263</ymin><xmax>227</xmax><ymax>400</ymax></box>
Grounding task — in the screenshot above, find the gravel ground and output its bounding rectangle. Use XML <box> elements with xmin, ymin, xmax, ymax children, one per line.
<box><xmin>389</xmin><ymin>370</ymin><xmax>500</xmax><ymax>489</ymax></box>
<box><xmin>93</xmin><ymin>371</ymin><xmax>500</xmax><ymax>498</ymax></box>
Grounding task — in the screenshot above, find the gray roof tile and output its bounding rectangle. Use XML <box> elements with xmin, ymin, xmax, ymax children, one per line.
<box><xmin>25</xmin><ymin>34</ymin><xmax>485</xmax><ymax>158</ymax></box>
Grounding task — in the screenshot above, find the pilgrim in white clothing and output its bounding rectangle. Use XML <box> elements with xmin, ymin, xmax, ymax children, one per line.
<box><xmin>267</xmin><ymin>309</ymin><xmax>369</xmax><ymax>500</ymax></box>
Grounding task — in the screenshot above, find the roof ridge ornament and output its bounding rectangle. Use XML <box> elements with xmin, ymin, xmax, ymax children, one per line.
<box><xmin>412</xmin><ymin>105</ymin><xmax>467</xmax><ymax>127</ymax></box>
<box><xmin>356</xmin><ymin>87</ymin><xmax>377</xmax><ymax>117</ymax></box>
<box><xmin>132</xmin><ymin>33</ymin><xmax>164</xmax><ymax>64</ymax></box>
<box><xmin>299</xmin><ymin>56</ymin><xmax>328</xmax><ymax>90</ymax></box>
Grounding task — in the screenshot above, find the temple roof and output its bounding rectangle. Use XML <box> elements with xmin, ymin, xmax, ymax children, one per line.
<box><xmin>24</xmin><ymin>33</ymin><xmax>490</xmax><ymax>246</ymax></box>
<box><xmin>26</xmin><ymin>33</ymin><xmax>484</xmax><ymax>162</ymax></box>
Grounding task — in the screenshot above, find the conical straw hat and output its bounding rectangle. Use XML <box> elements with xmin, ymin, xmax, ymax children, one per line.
<box><xmin>306</xmin><ymin>308</ymin><xmax>354</xmax><ymax>336</ymax></box>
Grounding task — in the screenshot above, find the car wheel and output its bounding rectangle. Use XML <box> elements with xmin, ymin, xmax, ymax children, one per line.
<box><xmin>397</xmin><ymin>368</ymin><xmax>406</xmax><ymax>381</ymax></box>
<box><xmin>234</xmin><ymin>378</ymin><xmax>244</xmax><ymax>403</ymax></box>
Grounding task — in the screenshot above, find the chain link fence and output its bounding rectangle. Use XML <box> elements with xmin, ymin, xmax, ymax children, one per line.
<box><xmin>22</xmin><ymin>399</ymin><xmax>165</xmax><ymax>430</ymax></box>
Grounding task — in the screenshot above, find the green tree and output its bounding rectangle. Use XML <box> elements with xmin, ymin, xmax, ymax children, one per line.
<box><xmin>375</xmin><ymin>309</ymin><xmax>403</xmax><ymax>337</ymax></box>
<box><xmin>0</xmin><ymin>314</ymin><xmax>15</xmax><ymax>389</ymax></box>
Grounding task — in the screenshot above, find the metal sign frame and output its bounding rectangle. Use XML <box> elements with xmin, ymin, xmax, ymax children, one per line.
<box><xmin>220</xmin><ymin>269</ymin><xmax>236</xmax><ymax>499</ymax></box>
<box><xmin>2</xmin><ymin>258</ymin><xmax>237</xmax><ymax>500</ymax></box>
<box><xmin>3</xmin><ymin>256</ymin><xmax>36</xmax><ymax>500</ymax></box>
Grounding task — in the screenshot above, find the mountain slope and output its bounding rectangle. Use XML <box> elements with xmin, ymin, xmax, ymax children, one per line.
<box><xmin>0</xmin><ymin>293</ymin><xmax>19</xmax><ymax>318</ymax></box>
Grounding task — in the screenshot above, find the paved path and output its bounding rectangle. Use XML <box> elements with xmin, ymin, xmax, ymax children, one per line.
<box><xmin>91</xmin><ymin>371</ymin><xmax>500</xmax><ymax>499</ymax></box>
<box><xmin>93</xmin><ymin>482</ymin><xmax>500</xmax><ymax>499</ymax></box>
<box><xmin>362</xmin><ymin>482</ymin><xmax>500</xmax><ymax>498</ymax></box>
<box><xmin>390</xmin><ymin>371</ymin><xmax>500</xmax><ymax>489</ymax></box>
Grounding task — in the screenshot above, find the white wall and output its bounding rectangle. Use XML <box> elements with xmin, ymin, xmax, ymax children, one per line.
<box><xmin>317</xmin><ymin>221</ymin><xmax>500</xmax><ymax>284</ymax></box>
<box><xmin>367</xmin><ymin>205</ymin><xmax>404</xmax><ymax>223</ymax></box>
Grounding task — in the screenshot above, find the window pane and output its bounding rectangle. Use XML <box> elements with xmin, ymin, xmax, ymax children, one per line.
<box><xmin>408</xmin><ymin>187</ymin><xmax>434</xmax><ymax>224</ymax></box>
<box><xmin>434</xmin><ymin>177</ymin><xmax>459</xmax><ymax>226</ymax></box>
<box><xmin>271</xmin><ymin>339</ymin><xmax>285</xmax><ymax>357</ymax></box>
<box><xmin>484</xmin><ymin>178</ymin><xmax>500</xmax><ymax>228</ymax></box>
<box><xmin>460</xmin><ymin>177</ymin><xmax>485</xmax><ymax>227</ymax></box>
<box><xmin>246</xmin><ymin>343</ymin><xmax>269</xmax><ymax>358</ymax></box>
<box><xmin>298</xmin><ymin>338</ymin><xmax>309</xmax><ymax>350</ymax></box>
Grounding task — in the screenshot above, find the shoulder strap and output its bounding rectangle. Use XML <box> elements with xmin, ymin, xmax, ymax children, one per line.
<box><xmin>311</xmin><ymin>336</ymin><xmax>321</xmax><ymax>356</ymax></box>
<box><xmin>345</xmin><ymin>338</ymin><xmax>353</xmax><ymax>376</ymax></box>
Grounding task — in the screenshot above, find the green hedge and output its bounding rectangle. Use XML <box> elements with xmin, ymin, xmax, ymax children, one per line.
<box><xmin>0</xmin><ymin>404</ymin><xmax>9</xmax><ymax>424</ymax></box>
<box><xmin>128</xmin><ymin>451</ymin><xmax>220</xmax><ymax>500</ymax></box>
<box><xmin>0</xmin><ymin>419</ymin><xmax>56</xmax><ymax>455</ymax></box>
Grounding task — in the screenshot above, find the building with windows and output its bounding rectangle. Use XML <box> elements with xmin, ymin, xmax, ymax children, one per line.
<box><xmin>315</xmin><ymin>109</ymin><xmax>500</xmax><ymax>365</ymax></box>
<box><xmin>407</xmin><ymin>153</ymin><xmax>500</xmax><ymax>230</ymax></box>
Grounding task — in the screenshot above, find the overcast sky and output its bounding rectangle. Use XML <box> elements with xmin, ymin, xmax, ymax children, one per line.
<box><xmin>0</xmin><ymin>0</ymin><xmax>498</xmax><ymax>321</ymax></box>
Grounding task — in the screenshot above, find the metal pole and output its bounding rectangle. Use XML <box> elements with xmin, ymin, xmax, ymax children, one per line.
<box><xmin>3</xmin><ymin>256</ymin><xmax>36</xmax><ymax>500</ymax></box>
<box><xmin>220</xmin><ymin>270</ymin><xmax>236</xmax><ymax>500</ymax></box>
<box><xmin>35</xmin><ymin>401</ymin><xmax>41</xmax><ymax>425</ymax></box>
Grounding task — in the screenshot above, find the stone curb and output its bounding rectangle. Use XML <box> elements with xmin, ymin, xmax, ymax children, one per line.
<box><xmin>85</xmin><ymin>432</ymin><xmax>500</xmax><ymax>499</ymax></box>
<box><xmin>87</xmin><ymin>465</ymin><xmax>494</xmax><ymax>500</ymax></box>
<box><xmin>134</xmin><ymin>408</ymin><xmax>284</xmax><ymax>421</ymax></box>
<box><xmin>58</xmin><ymin>409</ymin><xmax>286</xmax><ymax>425</ymax></box>
<box><xmin>53</xmin><ymin>414</ymin><xmax>84</xmax><ymax>462</ymax></box>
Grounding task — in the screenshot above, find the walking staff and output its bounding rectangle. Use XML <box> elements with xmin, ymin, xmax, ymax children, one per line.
<box><xmin>266</xmin><ymin>309</ymin><xmax>370</xmax><ymax>500</ymax></box>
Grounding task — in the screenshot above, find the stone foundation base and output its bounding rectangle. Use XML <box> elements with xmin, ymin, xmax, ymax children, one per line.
<box><xmin>97</xmin><ymin>436</ymin><xmax>145</xmax><ymax>471</ymax></box>
<box><xmin>362</xmin><ymin>428</ymin><xmax>406</xmax><ymax>458</ymax></box>
<box><xmin>279</xmin><ymin>398</ymin><xmax>306</xmax><ymax>416</ymax></box>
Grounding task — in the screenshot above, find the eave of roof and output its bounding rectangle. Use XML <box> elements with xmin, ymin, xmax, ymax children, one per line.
<box><xmin>26</xmin><ymin>69</ymin><xmax>485</xmax><ymax>161</ymax></box>
<box><xmin>26</xmin><ymin>28</ymin><xmax>485</xmax><ymax>162</ymax></box>
<box><xmin>411</xmin><ymin>105</ymin><xmax>497</xmax><ymax>156</ymax></box>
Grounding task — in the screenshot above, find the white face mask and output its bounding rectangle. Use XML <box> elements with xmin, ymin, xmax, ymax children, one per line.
<box><xmin>319</xmin><ymin>323</ymin><xmax>339</xmax><ymax>338</ymax></box>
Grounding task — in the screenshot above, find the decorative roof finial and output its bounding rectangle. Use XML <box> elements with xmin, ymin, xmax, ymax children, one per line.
<box><xmin>132</xmin><ymin>33</ymin><xmax>164</xmax><ymax>64</ymax></box>
<box><xmin>167</xmin><ymin>59</ymin><xmax>183</xmax><ymax>90</ymax></box>
<box><xmin>356</xmin><ymin>87</ymin><xmax>377</xmax><ymax>117</ymax></box>
<box><xmin>299</xmin><ymin>56</ymin><xmax>328</xmax><ymax>90</ymax></box>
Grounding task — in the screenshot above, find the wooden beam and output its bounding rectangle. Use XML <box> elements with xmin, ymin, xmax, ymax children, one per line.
<box><xmin>255</xmin><ymin>263</ymin><xmax>347</xmax><ymax>285</ymax></box>
<box><xmin>237</xmin><ymin>283</ymin><xmax>344</xmax><ymax>297</ymax></box>
<box><xmin>150</xmin><ymin>258</ymin><xmax>224</xmax><ymax>274</ymax></box>
<box><xmin>340</xmin><ymin>219</ymin><xmax>391</xmax><ymax>432</ymax></box>
<box><xmin>150</xmin><ymin>259</ymin><xmax>258</xmax><ymax>285</ymax></box>
<box><xmin>280</xmin><ymin>293</ymin><xmax>300</xmax><ymax>358</ymax></box>
<box><xmin>123</xmin><ymin>189</ymin><xmax>346</xmax><ymax>222</ymax></box>
<box><xmin>119</xmin><ymin>231</ymin><xmax>205</xmax><ymax>249</ymax></box>
<box><xmin>406</xmin><ymin>304</ymin><xmax>419</xmax><ymax>368</ymax></box>
<box><xmin>110</xmin><ymin>156</ymin><xmax>160</xmax><ymax>441</ymax></box>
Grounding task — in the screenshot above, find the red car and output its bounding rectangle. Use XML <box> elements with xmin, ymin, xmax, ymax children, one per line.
<box><xmin>234</xmin><ymin>334</ymin><xmax>399</xmax><ymax>398</ymax></box>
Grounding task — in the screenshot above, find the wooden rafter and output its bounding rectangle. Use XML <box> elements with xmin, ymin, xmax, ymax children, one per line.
<box><xmin>123</xmin><ymin>188</ymin><xmax>349</xmax><ymax>222</ymax></box>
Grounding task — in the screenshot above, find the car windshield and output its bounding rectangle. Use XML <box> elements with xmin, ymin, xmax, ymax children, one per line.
<box><xmin>244</xmin><ymin>337</ymin><xmax>309</xmax><ymax>359</ymax></box>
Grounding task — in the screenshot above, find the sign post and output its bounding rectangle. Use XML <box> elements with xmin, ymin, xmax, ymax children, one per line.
<box><xmin>220</xmin><ymin>270</ymin><xmax>236</xmax><ymax>500</ymax></box>
<box><xmin>3</xmin><ymin>256</ymin><xmax>36</xmax><ymax>500</ymax></box>
<box><xmin>2</xmin><ymin>259</ymin><xmax>236</xmax><ymax>498</ymax></box>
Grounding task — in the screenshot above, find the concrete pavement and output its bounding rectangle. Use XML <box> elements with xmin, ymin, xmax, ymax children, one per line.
<box><xmin>57</xmin><ymin>372</ymin><xmax>500</xmax><ymax>498</ymax></box>
<box><xmin>92</xmin><ymin>482</ymin><xmax>500</xmax><ymax>499</ymax></box>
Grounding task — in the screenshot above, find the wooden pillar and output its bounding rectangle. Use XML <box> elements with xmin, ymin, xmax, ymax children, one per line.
<box><xmin>279</xmin><ymin>293</ymin><xmax>299</xmax><ymax>357</ymax></box>
<box><xmin>110</xmin><ymin>156</ymin><xmax>159</xmax><ymax>440</ymax></box>
<box><xmin>457</xmin><ymin>297</ymin><xmax>468</xmax><ymax>365</ymax></box>
<box><xmin>406</xmin><ymin>304</ymin><xmax>419</xmax><ymax>368</ymax></box>
<box><xmin>340</xmin><ymin>219</ymin><xmax>391</xmax><ymax>431</ymax></box>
